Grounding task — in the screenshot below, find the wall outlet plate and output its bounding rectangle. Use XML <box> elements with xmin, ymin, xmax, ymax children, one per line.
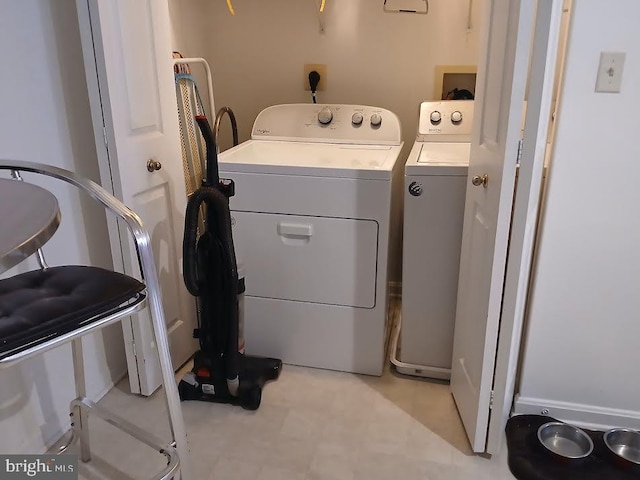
<box><xmin>304</xmin><ymin>64</ymin><xmax>327</xmax><ymax>91</ymax></box>
<box><xmin>595</xmin><ymin>52</ymin><xmax>625</xmax><ymax>93</ymax></box>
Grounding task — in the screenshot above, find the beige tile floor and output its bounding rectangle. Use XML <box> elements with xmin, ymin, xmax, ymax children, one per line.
<box><xmin>52</xmin><ymin>293</ymin><xmax>515</xmax><ymax>479</ymax></box>
<box><xmin>59</xmin><ymin>359</ymin><xmax>516</xmax><ymax>480</ymax></box>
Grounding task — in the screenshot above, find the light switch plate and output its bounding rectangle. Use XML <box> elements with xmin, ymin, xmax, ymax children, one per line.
<box><xmin>595</xmin><ymin>52</ymin><xmax>625</xmax><ymax>93</ymax></box>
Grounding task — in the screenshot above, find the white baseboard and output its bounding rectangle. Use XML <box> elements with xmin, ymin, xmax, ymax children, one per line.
<box><xmin>513</xmin><ymin>394</ymin><xmax>640</xmax><ymax>431</ymax></box>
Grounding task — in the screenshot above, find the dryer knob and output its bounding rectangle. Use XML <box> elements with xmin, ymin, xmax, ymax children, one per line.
<box><xmin>370</xmin><ymin>113</ymin><xmax>383</xmax><ymax>127</ymax></box>
<box><xmin>430</xmin><ymin>111</ymin><xmax>442</xmax><ymax>124</ymax></box>
<box><xmin>408</xmin><ymin>181</ymin><xmax>423</xmax><ymax>197</ymax></box>
<box><xmin>317</xmin><ymin>107</ymin><xmax>333</xmax><ymax>125</ymax></box>
<box><xmin>451</xmin><ymin>111</ymin><xmax>463</xmax><ymax>123</ymax></box>
<box><xmin>352</xmin><ymin>112</ymin><xmax>364</xmax><ymax>126</ymax></box>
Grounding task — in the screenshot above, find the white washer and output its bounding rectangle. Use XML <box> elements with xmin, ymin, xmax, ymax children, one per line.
<box><xmin>218</xmin><ymin>104</ymin><xmax>403</xmax><ymax>376</ymax></box>
<box><xmin>392</xmin><ymin>100</ymin><xmax>474</xmax><ymax>380</ymax></box>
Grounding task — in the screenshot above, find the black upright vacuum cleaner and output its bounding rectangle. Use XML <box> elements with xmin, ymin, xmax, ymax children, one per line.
<box><xmin>178</xmin><ymin>113</ymin><xmax>282</xmax><ymax>410</ymax></box>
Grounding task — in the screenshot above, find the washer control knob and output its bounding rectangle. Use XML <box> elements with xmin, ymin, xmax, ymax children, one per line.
<box><xmin>352</xmin><ymin>112</ymin><xmax>364</xmax><ymax>126</ymax></box>
<box><xmin>318</xmin><ymin>107</ymin><xmax>333</xmax><ymax>125</ymax></box>
<box><xmin>408</xmin><ymin>181</ymin><xmax>423</xmax><ymax>197</ymax></box>
<box><xmin>451</xmin><ymin>111</ymin><xmax>463</xmax><ymax>123</ymax></box>
<box><xmin>370</xmin><ymin>113</ymin><xmax>383</xmax><ymax>127</ymax></box>
<box><xmin>430</xmin><ymin>111</ymin><xmax>442</xmax><ymax>124</ymax></box>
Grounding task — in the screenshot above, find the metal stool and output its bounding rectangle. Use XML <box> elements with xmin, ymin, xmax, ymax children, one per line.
<box><xmin>0</xmin><ymin>160</ymin><xmax>193</xmax><ymax>480</ymax></box>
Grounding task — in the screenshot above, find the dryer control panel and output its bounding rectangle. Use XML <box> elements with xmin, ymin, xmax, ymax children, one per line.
<box><xmin>251</xmin><ymin>104</ymin><xmax>402</xmax><ymax>146</ymax></box>
<box><xmin>417</xmin><ymin>101</ymin><xmax>474</xmax><ymax>142</ymax></box>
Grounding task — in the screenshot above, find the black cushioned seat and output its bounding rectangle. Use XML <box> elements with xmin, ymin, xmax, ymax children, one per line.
<box><xmin>0</xmin><ymin>265</ymin><xmax>145</xmax><ymax>358</ymax></box>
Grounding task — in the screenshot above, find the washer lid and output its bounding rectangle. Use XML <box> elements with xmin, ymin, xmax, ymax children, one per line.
<box><xmin>405</xmin><ymin>142</ymin><xmax>470</xmax><ymax>176</ymax></box>
<box><xmin>418</xmin><ymin>143</ymin><xmax>470</xmax><ymax>165</ymax></box>
<box><xmin>218</xmin><ymin>140</ymin><xmax>403</xmax><ymax>180</ymax></box>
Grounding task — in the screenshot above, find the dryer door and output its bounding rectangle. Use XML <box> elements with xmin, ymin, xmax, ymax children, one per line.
<box><xmin>232</xmin><ymin>212</ymin><xmax>379</xmax><ymax>308</ymax></box>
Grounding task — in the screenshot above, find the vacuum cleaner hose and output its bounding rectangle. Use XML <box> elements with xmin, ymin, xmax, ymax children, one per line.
<box><xmin>182</xmin><ymin>186</ymin><xmax>240</xmax><ymax>389</ymax></box>
<box><xmin>195</xmin><ymin>115</ymin><xmax>220</xmax><ymax>186</ymax></box>
<box><xmin>183</xmin><ymin>189</ymin><xmax>205</xmax><ymax>297</ymax></box>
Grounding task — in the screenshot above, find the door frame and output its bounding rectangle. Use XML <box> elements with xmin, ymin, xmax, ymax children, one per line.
<box><xmin>75</xmin><ymin>0</ymin><xmax>199</xmax><ymax>395</ymax></box>
<box><xmin>74</xmin><ymin>0</ymin><xmax>566</xmax><ymax>424</ymax></box>
<box><xmin>486</xmin><ymin>0</ymin><xmax>565</xmax><ymax>454</ymax></box>
<box><xmin>75</xmin><ymin>0</ymin><xmax>145</xmax><ymax>394</ymax></box>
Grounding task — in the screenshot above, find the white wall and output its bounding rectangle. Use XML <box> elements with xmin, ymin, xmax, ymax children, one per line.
<box><xmin>515</xmin><ymin>0</ymin><xmax>640</xmax><ymax>429</ymax></box>
<box><xmin>0</xmin><ymin>0</ymin><xmax>127</xmax><ymax>452</ymax></box>
<box><xmin>169</xmin><ymin>0</ymin><xmax>215</xmax><ymax>117</ymax></box>
<box><xmin>169</xmin><ymin>0</ymin><xmax>482</xmax><ymax>283</ymax></box>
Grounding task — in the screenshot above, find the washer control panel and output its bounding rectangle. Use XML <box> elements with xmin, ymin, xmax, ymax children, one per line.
<box><xmin>318</xmin><ymin>107</ymin><xmax>334</xmax><ymax>125</ymax></box>
<box><xmin>252</xmin><ymin>104</ymin><xmax>402</xmax><ymax>145</ymax></box>
<box><xmin>314</xmin><ymin>107</ymin><xmax>385</xmax><ymax>129</ymax></box>
<box><xmin>417</xmin><ymin>101</ymin><xmax>474</xmax><ymax>142</ymax></box>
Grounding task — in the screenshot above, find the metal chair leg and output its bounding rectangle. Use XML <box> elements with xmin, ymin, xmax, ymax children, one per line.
<box><xmin>139</xmin><ymin>237</ymin><xmax>193</xmax><ymax>480</ymax></box>
<box><xmin>149</xmin><ymin>300</ymin><xmax>193</xmax><ymax>480</ymax></box>
<box><xmin>71</xmin><ymin>338</ymin><xmax>92</xmax><ymax>462</ymax></box>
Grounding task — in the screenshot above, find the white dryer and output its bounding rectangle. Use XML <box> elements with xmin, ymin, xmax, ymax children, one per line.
<box><xmin>392</xmin><ymin>100</ymin><xmax>474</xmax><ymax>380</ymax></box>
<box><xmin>218</xmin><ymin>104</ymin><xmax>403</xmax><ymax>376</ymax></box>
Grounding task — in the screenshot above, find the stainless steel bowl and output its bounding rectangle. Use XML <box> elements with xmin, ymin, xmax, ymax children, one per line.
<box><xmin>537</xmin><ymin>422</ymin><xmax>594</xmax><ymax>460</ymax></box>
<box><xmin>604</xmin><ymin>428</ymin><xmax>640</xmax><ymax>465</ymax></box>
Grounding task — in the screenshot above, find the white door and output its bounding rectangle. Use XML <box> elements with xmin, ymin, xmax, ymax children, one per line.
<box><xmin>76</xmin><ymin>0</ymin><xmax>197</xmax><ymax>395</ymax></box>
<box><xmin>486</xmin><ymin>0</ymin><xmax>565</xmax><ymax>454</ymax></box>
<box><xmin>450</xmin><ymin>0</ymin><xmax>537</xmax><ymax>452</ymax></box>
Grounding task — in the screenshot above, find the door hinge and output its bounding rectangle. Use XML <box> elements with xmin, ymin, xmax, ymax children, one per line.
<box><xmin>102</xmin><ymin>125</ymin><xmax>108</xmax><ymax>149</ymax></box>
<box><xmin>489</xmin><ymin>390</ymin><xmax>495</xmax><ymax>409</ymax></box>
<box><xmin>516</xmin><ymin>139</ymin><xmax>523</xmax><ymax>164</ymax></box>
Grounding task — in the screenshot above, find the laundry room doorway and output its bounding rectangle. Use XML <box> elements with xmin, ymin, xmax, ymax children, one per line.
<box><xmin>72</xmin><ymin>0</ymin><xmax>564</xmax><ymax>455</ymax></box>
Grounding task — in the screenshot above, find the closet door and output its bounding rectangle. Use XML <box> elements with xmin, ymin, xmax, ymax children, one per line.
<box><xmin>450</xmin><ymin>0</ymin><xmax>562</xmax><ymax>453</ymax></box>
<box><xmin>76</xmin><ymin>0</ymin><xmax>197</xmax><ymax>395</ymax></box>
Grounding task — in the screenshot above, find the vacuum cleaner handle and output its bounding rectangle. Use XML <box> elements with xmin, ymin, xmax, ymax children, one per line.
<box><xmin>195</xmin><ymin>115</ymin><xmax>220</xmax><ymax>187</ymax></box>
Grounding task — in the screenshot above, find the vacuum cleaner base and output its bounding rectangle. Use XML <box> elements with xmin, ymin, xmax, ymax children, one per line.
<box><xmin>178</xmin><ymin>352</ymin><xmax>283</xmax><ymax>410</ymax></box>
